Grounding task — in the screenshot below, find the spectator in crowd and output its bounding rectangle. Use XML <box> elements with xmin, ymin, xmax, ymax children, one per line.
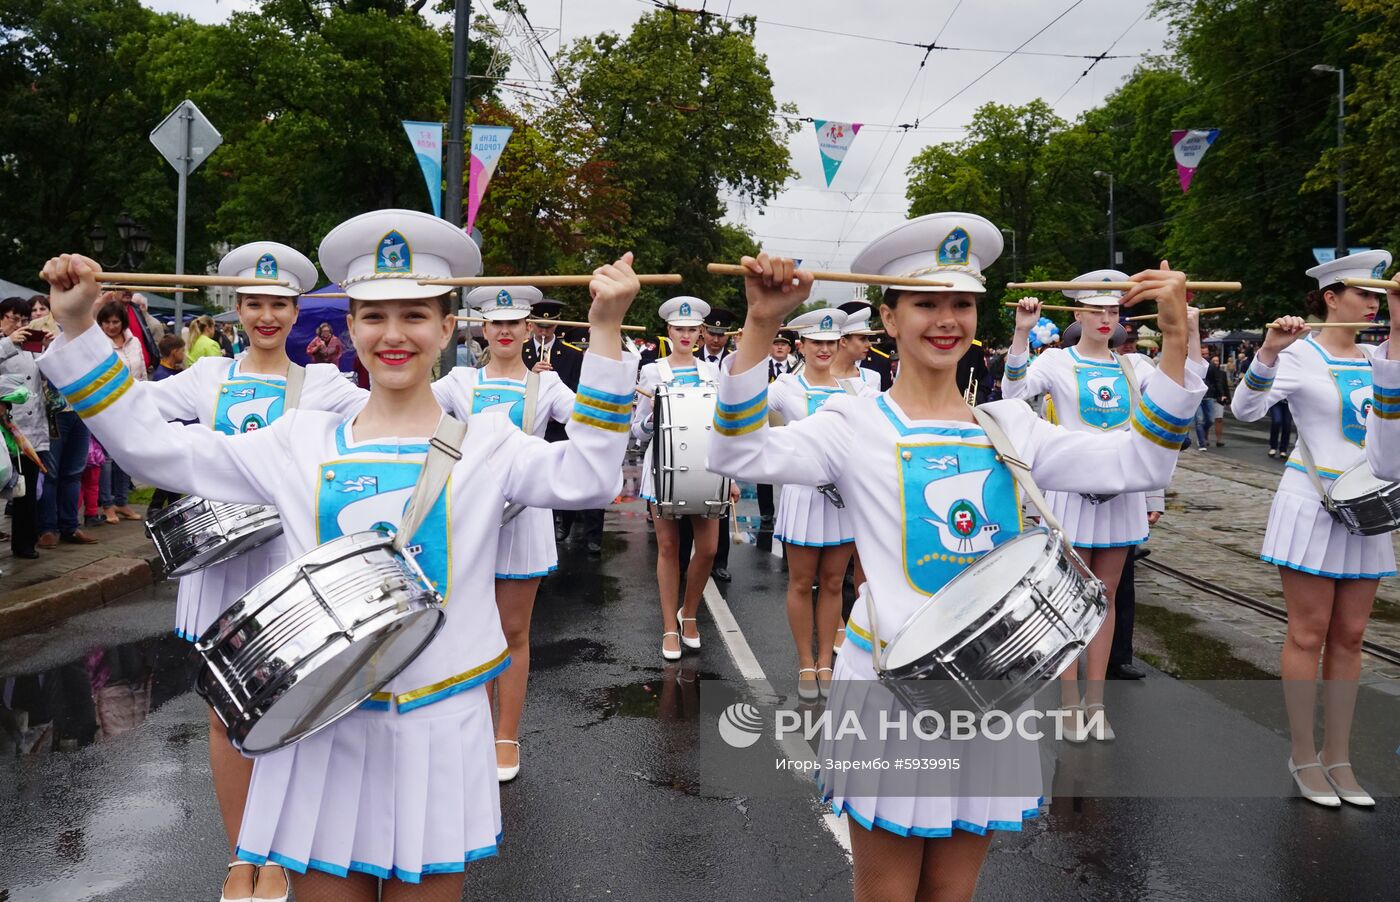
<box><xmin>185</xmin><ymin>315</ymin><xmax>223</xmax><ymax>365</ymax></box>
<box><xmin>1268</xmin><ymin>399</ymin><xmax>1294</xmax><ymax>459</ymax></box>
<box><xmin>217</xmin><ymin>322</ymin><xmax>236</xmax><ymax>358</ymax></box>
<box><xmin>128</xmin><ymin>293</ymin><xmax>165</xmax><ymax>342</ymax></box>
<box><xmin>96</xmin><ymin>300</ymin><xmax>146</xmax><ymax>522</ymax></box>
<box><xmin>0</xmin><ymin>296</ymin><xmax>49</xmax><ymax>558</ymax></box>
<box><xmin>305</xmin><ymin>321</ymin><xmax>344</xmax><ymax>365</ymax></box>
<box><xmin>152</xmin><ymin>334</ymin><xmax>186</xmax><ymax>381</ymax></box>
<box><xmin>83</xmin><ymin>437</ymin><xmax>106</xmax><ymax>526</ymax></box>
<box><xmin>1194</xmin><ymin>353</ymin><xmax>1230</xmax><ymax>450</ymax></box>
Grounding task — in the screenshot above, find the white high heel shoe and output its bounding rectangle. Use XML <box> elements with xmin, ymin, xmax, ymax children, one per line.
<box><xmin>220</xmin><ymin>860</ymin><xmax>256</xmax><ymax>902</ymax></box>
<box><xmin>1318</xmin><ymin>754</ymin><xmax>1375</xmax><ymax>808</ymax></box>
<box><xmin>1084</xmin><ymin>703</ymin><xmax>1115</xmax><ymax>741</ymax></box>
<box><xmin>678</xmin><ymin>616</ymin><xmax>701</xmax><ymax>650</ymax></box>
<box><xmin>1288</xmin><ymin>758</ymin><xmax>1342</xmax><ymax>808</ymax></box>
<box><xmin>797</xmin><ymin>668</ymin><xmax>820</xmax><ymax>701</ymax></box>
<box><xmin>496</xmin><ymin>739</ymin><xmax>521</xmax><ymax>783</ymax></box>
<box><xmin>253</xmin><ymin>863</ymin><xmax>289</xmax><ymax>902</ymax></box>
<box><xmin>1060</xmin><ymin>705</ymin><xmax>1090</xmax><ymax>744</ymax></box>
<box><xmin>661</xmin><ymin>631</ymin><xmax>682</xmax><ymax>661</ymax></box>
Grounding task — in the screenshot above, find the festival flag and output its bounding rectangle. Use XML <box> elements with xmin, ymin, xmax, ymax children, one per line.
<box><xmin>402</xmin><ymin>121</ymin><xmax>444</xmax><ymax>217</ymax></box>
<box><xmin>1172</xmin><ymin>128</ymin><xmax>1220</xmax><ymax>193</ymax></box>
<box><xmin>467</xmin><ymin>125</ymin><xmax>514</xmax><ymax>232</ymax></box>
<box><xmin>813</xmin><ymin>120</ymin><xmax>862</xmax><ymax>186</ymax></box>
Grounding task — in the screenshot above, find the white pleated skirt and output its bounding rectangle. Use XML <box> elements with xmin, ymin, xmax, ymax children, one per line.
<box><xmin>819</xmin><ymin>639</ymin><xmax>1044</xmax><ymax>839</ymax></box>
<box><xmin>174</xmin><ymin>536</ymin><xmax>291</xmax><ymax>642</ymax></box>
<box><xmin>774</xmin><ymin>483</ymin><xmax>853</xmax><ymax>547</ymax></box>
<box><xmin>236</xmin><ymin>687</ymin><xmax>502</xmax><ymax>884</ymax></box>
<box><xmin>639</xmin><ymin>441</ymin><xmax>656</xmax><ymax>503</ymax></box>
<box><xmin>1045</xmin><ymin>489</ymin><xmax>1148</xmax><ymax>549</ymax></box>
<box><xmin>495</xmin><ymin>505</ymin><xmax>559</xmax><ymax>580</ymax></box>
<box><xmin>1260</xmin><ymin>469</ymin><xmax>1397</xmax><ymax>579</ymax></box>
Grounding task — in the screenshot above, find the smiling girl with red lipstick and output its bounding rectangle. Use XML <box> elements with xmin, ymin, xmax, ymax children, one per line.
<box><xmin>708</xmin><ymin>213</ymin><xmax>1204</xmax><ymax>901</ymax></box>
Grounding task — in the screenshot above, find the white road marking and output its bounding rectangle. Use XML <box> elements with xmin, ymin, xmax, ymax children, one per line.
<box><xmin>701</xmin><ymin>577</ymin><xmax>852</xmax><ymax>856</ymax></box>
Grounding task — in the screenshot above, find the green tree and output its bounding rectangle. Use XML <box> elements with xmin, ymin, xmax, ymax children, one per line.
<box><xmin>548</xmin><ymin>9</ymin><xmax>796</xmax><ymax>325</ymax></box>
<box><xmin>1332</xmin><ymin>0</ymin><xmax>1400</xmax><ymax>260</ymax></box>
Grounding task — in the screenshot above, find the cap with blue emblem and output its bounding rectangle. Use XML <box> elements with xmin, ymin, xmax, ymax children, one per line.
<box><xmin>465</xmin><ymin>285</ymin><xmax>541</xmax><ymax>321</ymax></box>
<box><xmin>217</xmin><ymin>241</ymin><xmax>318</xmax><ymax>297</ymax></box>
<box><xmin>838</xmin><ymin>305</ymin><xmax>876</xmax><ymax>336</ymax></box>
<box><xmin>1062</xmin><ymin>269</ymin><xmax>1132</xmax><ymax>307</ymax></box>
<box><xmin>659</xmin><ymin>295</ymin><xmax>711</xmax><ymax>327</ymax></box>
<box><xmin>786</xmin><ymin>307</ymin><xmax>848</xmax><ymax>341</ymax></box>
<box><xmin>849</xmin><ymin>212</ymin><xmax>1004</xmax><ymax>295</ymax></box>
<box><xmin>318</xmin><ymin>209</ymin><xmax>482</xmax><ymax>301</ymax></box>
<box><xmin>1306</xmin><ymin>249</ymin><xmax>1393</xmax><ymax>295</ymax></box>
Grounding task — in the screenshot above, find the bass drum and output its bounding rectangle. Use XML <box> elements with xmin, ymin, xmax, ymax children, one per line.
<box><xmin>194</xmin><ymin>531</ymin><xmax>444</xmax><ymax>754</ymax></box>
<box><xmin>651</xmin><ymin>380</ymin><xmax>732</xmax><ymax>520</ymax></box>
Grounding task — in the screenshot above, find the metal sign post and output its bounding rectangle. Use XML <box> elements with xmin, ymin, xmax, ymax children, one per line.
<box><xmin>151</xmin><ymin>99</ymin><xmax>221</xmax><ymax>325</ymax></box>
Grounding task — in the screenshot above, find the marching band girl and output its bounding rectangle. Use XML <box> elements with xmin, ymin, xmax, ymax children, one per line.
<box><xmin>832</xmin><ymin>304</ymin><xmax>884</xmax><ymax>392</ymax></box>
<box><xmin>38</xmin><ymin>208</ymin><xmax>641</xmax><ymax>901</ymax></box>
<box><xmin>133</xmin><ymin>242</ymin><xmax>364</xmax><ymax>902</ymax></box>
<box><xmin>768</xmin><ymin>308</ymin><xmax>876</xmax><ymax>699</ymax></box>
<box><xmin>1001</xmin><ymin>273</ymin><xmax>1205</xmax><ymax>740</ymax></box>
<box><xmin>434</xmin><ymin>285</ymin><xmax>575</xmax><ymax>783</ymax></box>
<box><xmin>707</xmin><ymin>212</ymin><xmax>1203</xmax><ymax>902</ymax></box>
<box><xmin>633</xmin><ymin>296</ymin><xmax>724</xmax><ymax>660</ymax></box>
<box><xmin>1231</xmin><ymin>251</ymin><xmax>1393</xmax><ymax>808</ymax></box>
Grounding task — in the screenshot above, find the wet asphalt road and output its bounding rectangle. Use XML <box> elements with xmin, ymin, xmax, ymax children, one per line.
<box><xmin>2</xmin><ymin>496</ymin><xmax>1399</xmax><ymax>901</ymax></box>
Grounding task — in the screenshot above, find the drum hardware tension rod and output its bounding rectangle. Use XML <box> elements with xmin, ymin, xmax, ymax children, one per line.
<box><xmin>706</xmin><ymin>262</ymin><xmax>953</xmax><ymax>289</ymax></box>
<box><xmin>422</xmin><ymin>274</ymin><xmax>683</xmax><ymax>287</ymax></box>
<box><xmin>1123</xmin><ymin>306</ymin><xmax>1227</xmax><ymax>322</ymax></box>
<box><xmin>1007</xmin><ymin>280</ymin><xmax>1243</xmax><ymax>292</ymax></box>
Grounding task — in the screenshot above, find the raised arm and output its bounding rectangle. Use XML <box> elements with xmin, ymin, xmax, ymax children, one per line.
<box><xmin>1001</xmin><ymin>298</ymin><xmax>1053</xmax><ymax>400</ymax></box>
<box><xmin>1230</xmin><ymin>318</ymin><xmax>1307</xmax><ymax>423</ymax></box>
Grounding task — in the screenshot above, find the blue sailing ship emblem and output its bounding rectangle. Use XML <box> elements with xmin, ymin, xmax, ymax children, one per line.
<box><xmin>317</xmin><ymin>460</ymin><xmax>450</xmax><ymax>594</ymax></box>
<box><xmin>214</xmin><ymin>379</ymin><xmax>286</xmax><ymax>435</ymax></box>
<box><xmin>1330</xmin><ymin>367</ymin><xmax>1373</xmax><ymax>447</ymax></box>
<box><xmin>899</xmin><ymin>443</ymin><xmax>1021</xmax><ymax>595</ymax></box>
<box><xmin>1075</xmin><ymin>365</ymin><xmax>1130</xmax><ymax>430</ymax></box>
<box><xmin>376</xmin><ymin>230</ymin><xmax>410</xmax><ymax>273</ymax></box>
<box><xmin>938</xmin><ymin>227</ymin><xmax>970</xmax><ymax>266</ymax></box>
<box><xmin>254</xmin><ymin>253</ymin><xmax>278</xmax><ymax>280</ymax></box>
<box><xmin>473</xmin><ymin>382</ymin><xmax>526</xmax><ymax>429</ymax></box>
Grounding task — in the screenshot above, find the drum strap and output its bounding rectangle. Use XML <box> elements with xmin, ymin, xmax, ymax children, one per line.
<box><xmin>1296</xmin><ymin>438</ymin><xmax>1336</xmax><ymax>510</ymax></box>
<box><xmin>284</xmin><ymin>363</ymin><xmax>307</xmax><ymax>411</ymax></box>
<box><xmin>392</xmin><ymin>416</ymin><xmax>468</xmax><ymax>554</ymax></box>
<box><xmin>656</xmin><ymin>359</ymin><xmax>673</xmax><ymax>383</ymax></box>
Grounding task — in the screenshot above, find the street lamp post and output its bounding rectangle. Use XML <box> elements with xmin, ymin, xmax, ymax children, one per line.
<box><xmin>999</xmin><ymin>227</ymin><xmax>1018</xmax><ymax>281</ymax></box>
<box><xmin>87</xmin><ymin>212</ymin><xmax>152</xmax><ymax>271</ymax></box>
<box><xmin>1094</xmin><ymin>170</ymin><xmax>1115</xmax><ymax>269</ymax></box>
<box><xmin>1312</xmin><ymin>64</ymin><xmax>1346</xmax><ymax>259</ymax></box>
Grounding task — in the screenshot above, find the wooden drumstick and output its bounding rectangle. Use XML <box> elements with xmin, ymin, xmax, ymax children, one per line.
<box><xmin>706</xmin><ymin>262</ymin><xmax>952</xmax><ymax>289</ymax></box>
<box><xmin>1268</xmin><ymin>320</ymin><xmax>1377</xmax><ymax>330</ymax></box>
<box><xmin>1342</xmin><ymin>277</ymin><xmax>1400</xmax><ymax>291</ymax></box>
<box><xmin>1001</xmin><ymin>302</ymin><xmax>1086</xmax><ymax>313</ymax></box>
<box><xmin>1124</xmin><ymin>306</ymin><xmax>1227</xmax><ymax>322</ymax></box>
<box><xmin>421</xmin><ymin>274</ymin><xmax>682</xmax><ymax>287</ymax></box>
<box><xmin>103</xmin><ymin>284</ymin><xmax>199</xmax><ymax>294</ymax></box>
<box><xmin>730</xmin><ymin>509</ymin><xmax>743</xmax><ymax>545</ymax></box>
<box><xmin>94</xmin><ymin>272</ymin><xmax>291</xmax><ymax>288</ymax></box>
<box><xmin>454</xmin><ymin>315</ymin><xmax>645</xmax><ymax>332</ymax></box>
<box><xmin>635</xmin><ymin>386</ymin><xmax>654</xmax><ymax>398</ymax></box>
<box><xmin>1006</xmin><ymin>280</ymin><xmax>1242</xmax><ymax>292</ymax></box>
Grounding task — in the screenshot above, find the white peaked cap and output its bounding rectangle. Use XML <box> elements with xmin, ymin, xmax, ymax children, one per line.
<box><xmin>319</xmin><ymin>209</ymin><xmax>482</xmax><ymax>301</ymax></box>
<box><xmin>218</xmin><ymin>241</ymin><xmax>318</xmax><ymax>297</ymax></box>
<box><xmin>658</xmin><ymin>296</ymin><xmax>711</xmax><ymax>327</ymax></box>
<box><xmin>1062</xmin><ymin>269</ymin><xmax>1133</xmax><ymax>306</ymax></box>
<box><xmin>1306</xmin><ymin>249</ymin><xmax>1393</xmax><ymax>295</ymax></box>
<box><xmin>849</xmin><ymin>212</ymin><xmax>1004</xmax><ymax>295</ymax></box>
<box><xmin>466</xmin><ymin>285</ymin><xmax>542</xmax><ymax>321</ymax></box>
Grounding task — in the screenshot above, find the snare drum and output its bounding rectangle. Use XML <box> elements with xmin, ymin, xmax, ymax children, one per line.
<box><xmin>195</xmin><ymin>531</ymin><xmax>444</xmax><ymax>754</ymax></box>
<box><xmin>651</xmin><ymin>381</ymin><xmax>732</xmax><ymax>520</ymax></box>
<box><xmin>146</xmin><ymin>495</ymin><xmax>283</xmax><ymax>577</ymax></box>
<box><xmin>1324</xmin><ymin>463</ymin><xmax>1400</xmax><ymax>536</ymax></box>
<box><xmin>876</xmin><ymin>527</ymin><xmax>1106</xmax><ymax>714</ymax></box>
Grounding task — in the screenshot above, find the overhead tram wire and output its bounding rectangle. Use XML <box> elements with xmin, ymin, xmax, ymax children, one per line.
<box><xmin>1053</xmin><ymin>5</ymin><xmax>1149</xmax><ymax>106</ymax></box>
<box><xmin>642</xmin><ymin>0</ymin><xmax>1141</xmax><ymax>60</ymax></box>
<box><xmin>918</xmin><ymin>0</ymin><xmax>1089</xmax><ymax>122</ymax></box>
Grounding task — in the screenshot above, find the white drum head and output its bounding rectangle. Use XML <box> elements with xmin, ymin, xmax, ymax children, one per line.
<box><xmin>1328</xmin><ymin>463</ymin><xmax>1389</xmax><ymax>503</ymax></box>
<box><xmin>240</xmin><ymin>606</ymin><xmax>442</xmax><ymax>753</ymax></box>
<box><xmin>883</xmin><ymin>530</ymin><xmax>1051</xmax><ymax>672</ymax></box>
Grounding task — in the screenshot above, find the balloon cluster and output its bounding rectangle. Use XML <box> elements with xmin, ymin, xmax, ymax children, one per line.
<box><xmin>1029</xmin><ymin>316</ymin><xmax>1060</xmax><ymax>350</ymax></box>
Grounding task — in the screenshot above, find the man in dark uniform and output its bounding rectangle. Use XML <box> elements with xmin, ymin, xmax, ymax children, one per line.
<box><xmin>679</xmin><ymin>308</ymin><xmax>737</xmax><ymax>580</ymax></box>
<box><xmin>956</xmin><ymin>338</ymin><xmax>990</xmax><ymax>404</ymax></box>
<box><xmin>862</xmin><ymin>335</ymin><xmax>895</xmax><ymax>390</ymax></box>
<box><xmin>525</xmin><ymin>299</ymin><xmax>598</xmax><ymax>549</ymax></box>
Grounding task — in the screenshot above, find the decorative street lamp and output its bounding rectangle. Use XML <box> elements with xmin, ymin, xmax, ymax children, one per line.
<box><xmin>87</xmin><ymin>211</ymin><xmax>152</xmax><ymax>270</ymax></box>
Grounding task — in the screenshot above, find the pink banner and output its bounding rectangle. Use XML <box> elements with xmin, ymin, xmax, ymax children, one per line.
<box><xmin>466</xmin><ymin>125</ymin><xmax>513</xmax><ymax>232</ymax></box>
<box><xmin>1172</xmin><ymin>128</ymin><xmax>1220</xmax><ymax>193</ymax></box>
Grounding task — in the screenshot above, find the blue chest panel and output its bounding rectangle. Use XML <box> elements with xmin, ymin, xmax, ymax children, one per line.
<box><xmin>1329</xmin><ymin>366</ymin><xmax>1373</xmax><ymax>448</ymax></box>
<box><xmin>315</xmin><ymin>460</ymin><xmax>452</xmax><ymax>597</ymax></box>
<box><xmin>667</xmin><ymin>367</ymin><xmax>703</xmax><ymax>386</ymax></box>
<box><xmin>214</xmin><ymin>378</ymin><xmax>287</xmax><ymax>435</ymax></box>
<box><xmin>805</xmin><ymin>389</ymin><xmax>841</xmax><ymax>417</ymax></box>
<box><xmin>1073</xmin><ymin>363</ymin><xmax>1130</xmax><ymax>431</ymax></box>
<box><xmin>471</xmin><ymin>379</ymin><xmax>526</xmax><ymax>429</ymax></box>
<box><xmin>897</xmin><ymin>441</ymin><xmax>1023</xmax><ymax>596</ymax></box>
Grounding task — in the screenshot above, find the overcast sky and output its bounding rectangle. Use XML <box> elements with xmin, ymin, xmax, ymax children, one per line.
<box><xmin>145</xmin><ymin>1</ymin><xmax>1170</xmax><ymax>293</ymax></box>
